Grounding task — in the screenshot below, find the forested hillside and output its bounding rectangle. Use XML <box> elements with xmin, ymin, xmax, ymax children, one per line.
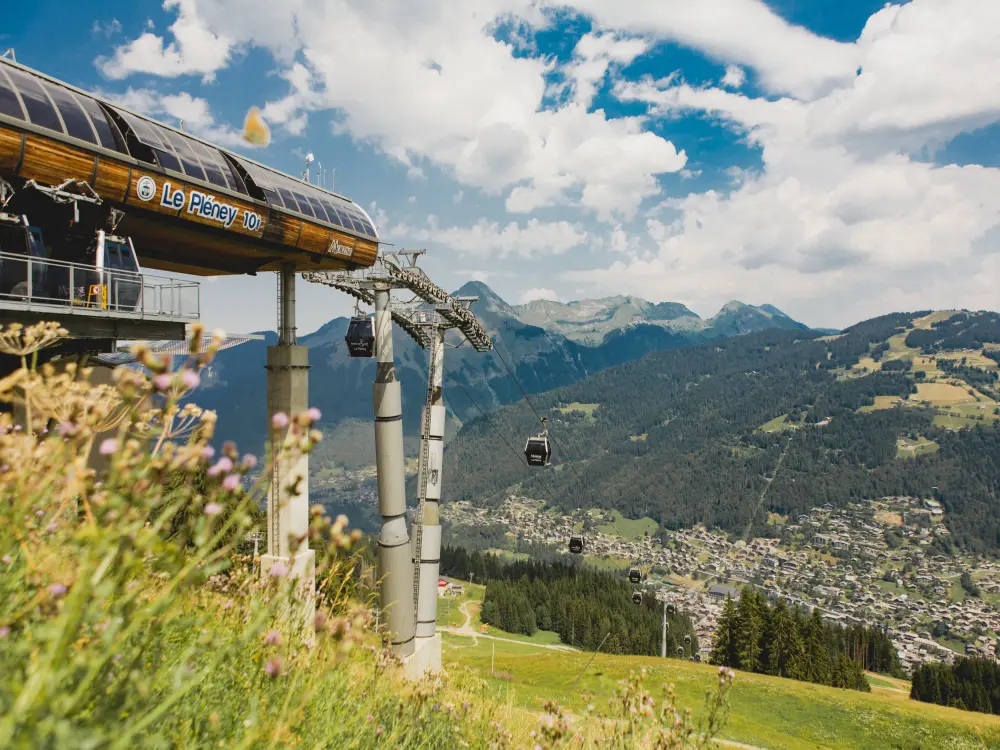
<box><xmin>442</xmin><ymin>310</ymin><xmax>1000</xmax><ymax>552</ymax></box>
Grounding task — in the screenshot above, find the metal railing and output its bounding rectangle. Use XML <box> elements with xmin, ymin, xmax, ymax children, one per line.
<box><xmin>0</xmin><ymin>251</ymin><xmax>199</xmax><ymax>321</ymax></box>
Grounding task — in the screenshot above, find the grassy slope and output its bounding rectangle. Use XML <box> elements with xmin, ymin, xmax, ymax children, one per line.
<box><xmin>441</xmin><ymin>577</ymin><xmax>1000</xmax><ymax>747</ymax></box>
<box><xmin>443</xmin><ymin>634</ymin><xmax>1000</xmax><ymax>749</ymax></box>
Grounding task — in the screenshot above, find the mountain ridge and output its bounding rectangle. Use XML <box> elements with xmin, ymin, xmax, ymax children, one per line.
<box><xmin>195</xmin><ymin>281</ymin><xmax>816</xmax><ymax>461</ymax></box>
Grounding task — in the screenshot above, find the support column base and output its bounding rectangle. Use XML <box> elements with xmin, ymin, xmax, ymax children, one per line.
<box><xmin>260</xmin><ymin>550</ymin><xmax>316</xmax><ymax>641</ymax></box>
<box><xmin>403</xmin><ymin>633</ymin><xmax>442</xmax><ymax>680</ymax></box>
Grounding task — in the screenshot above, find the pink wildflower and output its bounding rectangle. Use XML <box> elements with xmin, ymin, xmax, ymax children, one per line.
<box><xmin>263</xmin><ymin>629</ymin><xmax>281</xmax><ymax>646</ymax></box>
<box><xmin>271</xmin><ymin>412</ymin><xmax>289</xmax><ymax>429</ymax></box>
<box><xmin>180</xmin><ymin>369</ymin><xmax>201</xmax><ymax>389</ymax></box>
<box><xmin>264</xmin><ymin>657</ymin><xmax>282</xmax><ymax>678</ymax></box>
<box><xmin>306</xmin><ymin>407</ymin><xmax>321</xmax><ymax>423</ymax></box>
<box><xmin>48</xmin><ymin>583</ymin><xmax>67</xmax><ymax>598</ymax></box>
<box><xmin>57</xmin><ymin>421</ymin><xmax>74</xmax><ymax>437</ymax></box>
<box><xmin>1</xmin><ymin>555</ymin><xmax>10</xmax><ymax>565</ymax></box>
<box><xmin>99</xmin><ymin>438</ymin><xmax>117</xmax><ymax>456</ymax></box>
<box><xmin>222</xmin><ymin>474</ymin><xmax>240</xmax><ymax>492</ymax></box>
<box><xmin>152</xmin><ymin>373</ymin><xmax>172</xmax><ymax>391</ymax></box>
<box><xmin>269</xmin><ymin>561</ymin><xmax>289</xmax><ymax>578</ymax></box>
<box><xmin>201</xmin><ymin>445</ymin><xmax>216</xmax><ymax>460</ymax></box>
<box><xmin>204</xmin><ymin>502</ymin><xmax>222</xmax><ymax>516</ymax></box>
<box><xmin>242</xmin><ymin>453</ymin><xmax>258</xmax><ymax>470</ymax></box>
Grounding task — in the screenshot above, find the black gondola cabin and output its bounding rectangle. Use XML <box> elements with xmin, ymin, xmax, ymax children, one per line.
<box><xmin>568</xmin><ymin>535</ymin><xmax>584</xmax><ymax>554</ymax></box>
<box><xmin>524</xmin><ymin>434</ymin><xmax>551</xmax><ymax>466</ymax></box>
<box><xmin>632</xmin><ymin>591</ymin><xmax>642</xmax><ymax>605</ymax></box>
<box><xmin>345</xmin><ymin>316</ymin><xmax>375</xmax><ymax>357</ymax></box>
<box><xmin>628</xmin><ymin>567</ymin><xmax>642</xmax><ymax>584</ymax></box>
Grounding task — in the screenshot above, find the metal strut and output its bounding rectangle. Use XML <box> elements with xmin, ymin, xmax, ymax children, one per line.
<box><xmin>412</xmin><ymin>345</ymin><xmax>437</xmax><ymax>625</ymax></box>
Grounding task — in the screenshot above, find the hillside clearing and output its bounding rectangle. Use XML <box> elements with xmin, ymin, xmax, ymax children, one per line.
<box><xmin>596</xmin><ymin>509</ymin><xmax>660</xmax><ymax>540</ymax></box>
<box><xmin>859</xmin><ymin>395</ymin><xmax>902</xmax><ymax>413</ymax></box>
<box><xmin>915</xmin><ymin>382</ymin><xmax>979</xmax><ymax>405</ymax></box>
<box><xmin>556</xmin><ymin>402</ymin><xmax>600</xmax><ymax>416</ymax></box>
<box><xmin>897</xmin><ymin>437</ymin><xmax>940</xmax><ymax>458</ymax></box>
<box><xmin>913</xmin><ymin>311</ymin><xmax>960</xmax><ymax>329</ymax></box>
<box><xmin>937</xmin><ymin>350</ymin><xmax>999</xmax><ymax>370</ymax></box>
<box><xmin>759</xmin><ymin>413</ymin><xmax>796</xmax><ymax>432</ymax></box>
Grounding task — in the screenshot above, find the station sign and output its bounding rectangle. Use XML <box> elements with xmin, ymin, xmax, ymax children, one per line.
<box><xmin>328</xmin><ymin>238</ymin><xmax>354</xmax><ymax>258</ymax></box>
<box><xmin>135</xmin><ymin>175</ymin><xmax>262</xmax><ymax>232</ymax></box>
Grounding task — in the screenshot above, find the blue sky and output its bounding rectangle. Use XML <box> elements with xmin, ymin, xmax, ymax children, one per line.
<box><xmin>5</xmin><ymin>0</ymin><xmax>1000</xmax><ymax>334</ymax></box>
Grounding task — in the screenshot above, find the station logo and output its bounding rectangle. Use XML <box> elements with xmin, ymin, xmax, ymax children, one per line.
<box><xmin>136</xmin><ymin>175</ymin><xmax>156</xmax><ymax>202</ymax></box>
<box><xmin>328</xmin><ymin>238</ymin><xmax>353</xmax><ymax>258</ymax></box>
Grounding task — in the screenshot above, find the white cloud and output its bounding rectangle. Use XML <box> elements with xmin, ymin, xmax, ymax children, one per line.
<box><xmin>519</xmin><ymin>287</ymin><xmax>559</xmax><ymax>303</ymax></box>
<box><xmin>566</xmin><ymin>0</ymin><xmax>860</xmax><ymax>100</ymax></box>
<box><xmin>453</xmin><ymin>190</ymin><xmax>464</xmax><ymax>203</ymax></box>
<box><xmin>562</xmin><ymin>31</ymin><xmax>650</xmax><ymax>108</ymax></box>
<box><xmin>394</xmin><ymin>216</ymin><xmax>588</xmax><ymax>259</ymax></box>
<box><xmin>91</xmin><ymin>18</ymin><xmax>123</xmax><ymax>38</ymax></box>
<box><xmin>571</xmin><ymin>0</ymin><xmax>1000</xmax><ymax>328</ymax></box>
<box><xmin>96</xmin><ymin>0</ymin><xmax>232</xmax><ymax>83</ymax></box>
<box><xmin>721</xmin><ymin>64</ymin><xmax>745</xmax><ymax>88</ymax></box>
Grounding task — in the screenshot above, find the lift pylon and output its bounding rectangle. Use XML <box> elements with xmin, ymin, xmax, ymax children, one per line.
<box><xmin>304</xmin><ymin>252</ymin><xmax>491</xmax><ymax>676</ymax></box>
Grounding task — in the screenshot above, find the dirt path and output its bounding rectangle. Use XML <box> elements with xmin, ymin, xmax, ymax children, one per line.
<box><xmin>440</xmin><ymin>600</ymin><xmax>575</xmax><ymax>652</ymax></box>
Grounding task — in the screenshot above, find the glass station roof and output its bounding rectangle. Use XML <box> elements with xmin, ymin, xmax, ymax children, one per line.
<box><xmin>229</xmin><ymin>155</ymin><xmax>378</xmax><ymax>240</ymax></box>
<box><xmin>115</xmin><ymin>108</ymin><xmax>242</xmax><ymax>193</ymax></box>
<box><xmin>0</xmin><ymin>58</ymin><xmax>378</xmax><ymax>242</ymax></box>
<box><xmin>0</xmin><ymin>63</ymin><xmax>121</xmax><ymax>152</ymax></box>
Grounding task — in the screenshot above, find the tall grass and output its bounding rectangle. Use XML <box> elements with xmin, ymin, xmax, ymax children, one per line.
<box><xmin>0</xmin><ymin>321</ymin><xmax>732</xmax><ymax>748</ymax></box>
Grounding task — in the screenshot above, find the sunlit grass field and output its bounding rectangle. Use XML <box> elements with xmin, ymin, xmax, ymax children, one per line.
<box><xmin>443</xmin><ymin>633</ymin><xmax>1000</xmax><ymax>749</ymax></box>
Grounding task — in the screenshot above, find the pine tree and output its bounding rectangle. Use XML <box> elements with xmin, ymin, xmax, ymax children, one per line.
<box><xmin>803</xmin><ymin>608</ymin><xmax>832</xmax><ymax>685</ymax></box>
<box><xmin>735</xmin><ymin>589</ymin><xmax>764</xmax><ymax>672</ymax></box>
<box><xmin>710</xmin><ymin>595</ymin><xmax>739</xmax><ymax>668</ymax></box>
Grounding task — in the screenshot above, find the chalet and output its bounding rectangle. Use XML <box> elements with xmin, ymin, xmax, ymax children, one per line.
<box><xmin>708</xmin><ymin>584</ymin><xmax>741</xmax><ymax>601</ymax></box>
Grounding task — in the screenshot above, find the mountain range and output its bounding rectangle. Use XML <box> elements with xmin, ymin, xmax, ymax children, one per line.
<box><xmin>195</xmin><ymin>281</ymin><xmax>816</xmax><ymax>458</ymax></box>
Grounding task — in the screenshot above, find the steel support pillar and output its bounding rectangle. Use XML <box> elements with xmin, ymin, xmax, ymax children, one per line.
<box><xmin>262</xmin><ymin>263</ymin><xmax>315</xmax><ymax>633</ymax></box>
<box><xmin>373</xmin><ymin>286</ymin><xmax>415</xmax><ymax>657</ymax></box>
<box><xmin>661</xmin><ymin>598</ymin><xmax>668</xmax><ymax>658</ymax></box>
<box><xmin>411</xmin><ymin>327</ymin><xmax>445</xmax><ymax>674</ymax></box>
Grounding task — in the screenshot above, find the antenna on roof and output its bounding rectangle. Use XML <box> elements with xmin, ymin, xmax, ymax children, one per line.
<box><xmin>302</xmin><ymin>152</ymin><xmax>314</xmax><ymax>184</ymax></box>
<box><xmin>317</xmin><ymin>161</ymin><xmax>323</xmax><ymax>189</ymax></box>
<box><xmin>1</xmin><ymin>49</ymin><xmax>15</xmax><ymax>62</ymax></box>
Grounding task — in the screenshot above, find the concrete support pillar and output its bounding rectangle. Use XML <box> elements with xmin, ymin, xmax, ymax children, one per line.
<box><xmin>412</xmin><ymin>328</ymin><xmax>444</xmax><ymax>673</ymax></box>
<box><xmin>262</xmin><ymin>265</ymin><xmax>315</xmax><ymax>632</ymax></box>
<box><xmin>373</xmin><ymin>286</ymin><xmax>414</xmax><ymax>657</ymax></box>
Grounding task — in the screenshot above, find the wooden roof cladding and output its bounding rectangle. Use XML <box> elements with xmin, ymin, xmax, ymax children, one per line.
<box><xmin>0</xmin><ymin>58</ymin><xmax>380</xmax><ymax>275</ymax></box>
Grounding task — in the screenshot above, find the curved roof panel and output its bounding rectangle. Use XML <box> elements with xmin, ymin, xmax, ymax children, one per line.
<box><xmin>0</xmin><ymin>62</ymin><xmax>124</xmax><ymax>152</ymax></box>
<box><xmin>111</xmin><ymin>107</ymin><xmax>242</xmax><ymax>192</ymax></box>
<box><xmin>228</xmin><ymin>155</ymin><xmax>378</xmax><ymax>241</ymax></box>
